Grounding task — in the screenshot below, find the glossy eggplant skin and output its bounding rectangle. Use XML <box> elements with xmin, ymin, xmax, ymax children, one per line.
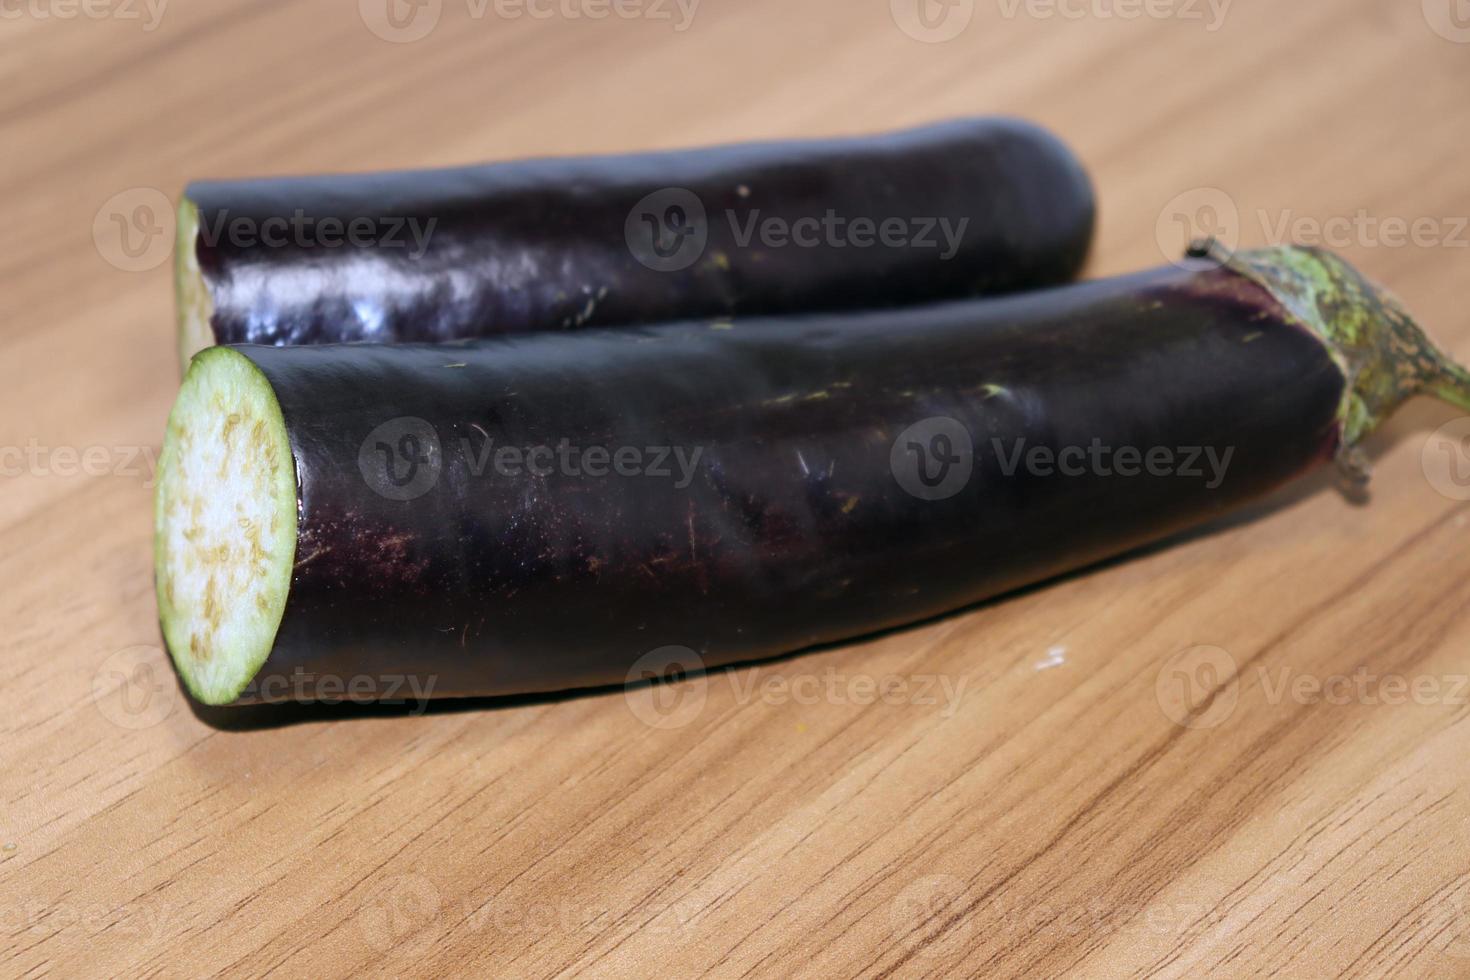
<box><xmin>229</xmin><ymin>257</ymin><xmax>1344</xmax><ymax>704</ymax></box>
<box><xmin>184</xmin><ymin>117</ymin><xmax>1094</xmax><ymax>351</ymax></box>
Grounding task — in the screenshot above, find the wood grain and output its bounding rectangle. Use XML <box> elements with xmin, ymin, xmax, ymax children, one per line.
<box><xmin>4</xmin><ymin>1</ymin><xmax>1470</xmax><ymax>976</ymax></box>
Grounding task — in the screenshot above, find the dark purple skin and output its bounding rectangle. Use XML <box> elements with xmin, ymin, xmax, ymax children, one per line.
<box><xmin>227</xmin><ymin>257</ymin><xmax>1344</xmax><ymax>704</ymax></box>
<box><xmin>184</xmin><ymin>117</ymin><xmax>1095</xmax><ymax>350</ymax></box>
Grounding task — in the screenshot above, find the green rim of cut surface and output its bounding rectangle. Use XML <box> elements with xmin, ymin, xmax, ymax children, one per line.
<box><xmin>174</xmin><ymin>196</ymin><xmax>216</xmax><ymax>372</ymax></box>
<box><xmin>155</xmin><ymin>347</ymin><xmax>297</xmax><ymax>704</ymax></box>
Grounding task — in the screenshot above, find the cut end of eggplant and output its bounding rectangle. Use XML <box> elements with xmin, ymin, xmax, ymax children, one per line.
<box><xmin>155</xmin><ymin>347</ymin><xmax>297</xmax><ymax>705</ymax></box>
<box><xmin>174</xmin><ymin>196</ymin><xmax>216</xmax><ymax>372</ymax></box>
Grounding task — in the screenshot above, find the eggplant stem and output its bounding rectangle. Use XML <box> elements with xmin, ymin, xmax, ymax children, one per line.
<box><xmin>1425</xmin><ymin>356</ymin><xmax>1470</xmax><ymax>415</ymax></box>
<box><xmin>1211</xmin><ymin>242</ymin><xmax>1470</xmax><ymax>452</ymax></box>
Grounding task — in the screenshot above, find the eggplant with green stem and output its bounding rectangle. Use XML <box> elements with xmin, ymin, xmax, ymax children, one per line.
<box><xmin>155</xmin><ymin>244</ymin><xmax>1470</xmax><ymax>706</ymax></box>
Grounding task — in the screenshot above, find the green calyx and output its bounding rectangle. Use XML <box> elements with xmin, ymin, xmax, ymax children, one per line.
<box><xmin>1200</xmin><ymin>240</ymin><xmax>1470</xmax><ymax>481</ymax></box>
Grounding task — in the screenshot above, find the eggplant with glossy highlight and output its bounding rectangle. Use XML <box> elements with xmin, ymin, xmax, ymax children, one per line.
<box><xmin>174</xmin><ymin>117</ymin><xmax>1095</xmax><ymax>368</ymax></box>
<box><xmin>154</xmin><ymin>244</ymin><xmax>1470</xmax><ymax>706</ymax></box>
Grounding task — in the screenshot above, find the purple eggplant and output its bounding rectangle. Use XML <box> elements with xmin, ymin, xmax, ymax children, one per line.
<box><xmin>173</xmin><ymin>117</ymin><xmax>1095</xmax><ymax>368</ymax></box>
<box><xmin>154</xmin><ymin>244</ymin><xmax>1470</xmax><ymax>706</ymax></box>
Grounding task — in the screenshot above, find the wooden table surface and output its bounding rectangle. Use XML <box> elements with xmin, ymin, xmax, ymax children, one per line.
<box><xmin>6</xmin><ymin>1</ymin><xmax>1470</xmax><ymax>976</ymax></box>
